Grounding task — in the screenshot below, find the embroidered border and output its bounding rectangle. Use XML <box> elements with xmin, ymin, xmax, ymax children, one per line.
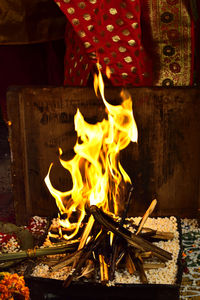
<box><xmin>149</xmin><ymin>0</ymin><xmax>193</xmax><ymax>86</ymax></box>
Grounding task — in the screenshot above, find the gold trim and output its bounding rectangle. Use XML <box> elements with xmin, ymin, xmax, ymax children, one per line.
<box><xmin>149</xmin><ymin>0</ymin><xmax>192</xmax><ymax>85</ymax></box>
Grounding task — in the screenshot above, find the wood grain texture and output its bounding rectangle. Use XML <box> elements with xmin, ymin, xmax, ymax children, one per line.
<box><xmin>7</xmin><ymin>87</ymin><xmax>200</xmax><ymax>224</ymax></box>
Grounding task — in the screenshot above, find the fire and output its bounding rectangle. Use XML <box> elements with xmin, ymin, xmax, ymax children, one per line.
<box><xmin>45</xmin><ymin>68</ymin><xmax>138</xmax><ymax>240</ymax></box>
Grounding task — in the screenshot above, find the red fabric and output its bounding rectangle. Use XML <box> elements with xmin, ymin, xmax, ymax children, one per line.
<box><xmin>56</xmin><ymin>0</ymin><xmax>153</xmax><ymax>86</ymax></box>
<box><xmin>64</xmin><ymin>21</ymin><xmax>92</xmax><ymax>86</ymax></box>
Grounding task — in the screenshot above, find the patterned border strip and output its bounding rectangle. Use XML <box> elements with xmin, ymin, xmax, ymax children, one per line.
<box><xmin>149</xmin><ymin>0</ymin><xmax>194</xmax><ymax>86</ymax></box>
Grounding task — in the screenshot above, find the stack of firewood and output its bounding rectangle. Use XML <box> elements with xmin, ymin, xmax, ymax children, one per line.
<box><xmin>47</xmin><ymin>196</ymin><xmax>174</xmax><ymax>287</ymax></box>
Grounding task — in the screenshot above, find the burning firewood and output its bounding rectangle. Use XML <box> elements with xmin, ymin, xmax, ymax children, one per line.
<box><xmin>99</xmin><ymin>254</ymin><xmax>109</xmax><ymax>284</ymax></box>
<box><xmin>28</xmin><ymin>212</ymin><xmax>180</xmax><ymax>287</ymax></box>
<box><xmin>110</xmin><ymin>239</ymin><xmax>121</xmax><ymax>280</ymax></box>
<box><xmin>0</xmin><ymin>202</ymin><xmax>176</xmax><ymax>288</ymax></box>
<box><xmin>90</xmin><ymin>205</ymin><xmax>172</xmax><ymax>262</ymax></box>
<box><xmin>63</xmin><ymin>231</ymin><xmax>106</xmax><ymax>287</ymax></box>
<box><xmin>110</xmin><ymin>185</ymin><xmax>134</xmax><ymax>280</ymax></box>
<box><xmin>78</xmin><ymin>215</ymin><xmax>95</xmax><ymax>250</ymax></box>
<box><xmin>125</xmin><ymin>250</ymin><xmax>136</xmax><ymax>275</ymax></box>
<box><xmin>77</xmin><ymin>260</ymin><xmax>94</xmax><ymax>279</ymax></box>
<box><xmin>50</xmin><ymin>250</ymin><xmax>82</xmax><ymax>272</ymax></box>
<box><xmin>45</xmin><ymin>204</ymin><xmax>174</xmax><ymax>287</ymax></box>
<box><xmin>115</xmin><ymin>249</ymin><xmax>126</xmax><ymax>267</ymax></box>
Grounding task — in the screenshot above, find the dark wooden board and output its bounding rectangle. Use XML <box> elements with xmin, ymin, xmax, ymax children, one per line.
<box><xmin>7</xmin><ymin>86</ymin><xmax>200</xmax><ymax>224</ymax></box>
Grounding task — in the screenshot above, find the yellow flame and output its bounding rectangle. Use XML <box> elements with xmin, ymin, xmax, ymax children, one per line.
<box><xmin>106</xmin><ymin>66</ymin><xmax>111</xmax><ymax>79</ymax></box>
<box><xmin>45</xmin><ymin>68</ymin><xmax>138</xmax><ymax>240</ymax></box>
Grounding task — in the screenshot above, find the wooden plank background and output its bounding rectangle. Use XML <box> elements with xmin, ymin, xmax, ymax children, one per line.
<box><xmin>7</xmin><ymin>86</ymin><xmax>200</xmax><ymax>224</ymax></box>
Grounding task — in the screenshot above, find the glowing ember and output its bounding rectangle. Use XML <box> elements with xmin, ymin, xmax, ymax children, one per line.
<box><xmin>45</xmin><ymin>69</ymin><xmax>138</xmax><ymax>240</ymax></box>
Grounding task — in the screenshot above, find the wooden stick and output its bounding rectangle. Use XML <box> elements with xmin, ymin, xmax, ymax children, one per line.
<box><xmin>110</xmin><ymin>185</ymin><xmax>134</xmax><ymax>280</ymax></box>
<box><xmin>63</xmin><ymin>231</ymin><xmax>106</xmax><ymax>288</ymax></box>
<box><xmin>140</xmin><ymin>251</ymin><xmax>153</xmax><ymax>258</ymax></box>
<box><xmin>139</xmin><ymin>229</ymin><xmax>174</xmax><ymax>240</ymax></box>
<box><xmin>78</xmin><ymin>215</ymin><xmax>95</xmax><ymax>250</ymax></box>
<box><xmin>120</xmin><ymin>185</ymin><xmax>134</xmax><ymax>224</ymax></box>
<box><xmin>77</xmin><ymin>260</ymin><xmax>94</xmax><ymax>279</ymax></box>
<box><xmin>124</xmin><ymin>221</ymin><xmax>174</xmax><ymax>241</ymax></box>
<box><xmin>127</xmin><ymin>248</ymin><xmax>148</xmax><ymax>284</ymax></box>
<box><xmin>99</xmin><ymin>254</ymin><xmax>109</xmax><ymax>284</ymax></box>
<box><xmin>136</xmin><ymin>199</ymin><xmax>157</xmax><ymax>235</ymax></box>
<box><xmin>116</xmin><ymin>249</ymin><xmax>126</xmax><ymax>267</ymax></box>
<box><xmin>63</xmin><ymin>251</ymin><xmax>90</xmax><ymax>287</ymax></box>
<box><xmin>139</xmin><ymin>228</ymin><xmax>157</xmax><ymax>237</ymax></box>
<box><xmin>110</xmin><ymin>240</ymin><xmax>121</xmax><ymax>280</ymax></box>
<box><xmin>50</xmin><ymin>250</ymin><xmax>82</xmax><ymax>272</ymax></box>
<box><xmin>134</xmin><ymin>257</ymin><xmax>148</xmax><ymax>284</ymax></box>
<box><xmin>149</xmin><ymin>231</ymin><xmax>174</xmax><ymax>240</ymax></box>
<box><xmin>143</xmin><ymin>262</ymin><xmax>166</xmax><ymax>270</ymax></box>
<box><xmin>125</xmin><ymin>251</ymin><xmax>136</xmax><ymax>275</ymax></box>
<box><xmin>64</xmin><ymin>215</ymin><xmax>95</xmax><ymax>283</ymax></box>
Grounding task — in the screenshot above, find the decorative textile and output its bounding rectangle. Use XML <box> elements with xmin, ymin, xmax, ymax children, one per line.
<box><xmin>180</xmin><ymin>219</ymin><xmax>200</xmax><ymax>299</ymax></box>
<box><xmin>147</xmin><ymin>0</ymin><xmax>194</xmax><ymax>86</ymax></box>
<box><xmin>191</xmin><ymin>0</ymin><xmax>200</xmax><ymax>85</ymax></box>
<box><xmin>56</xmin><ymin>0</ymin><xmax>198</xmax><ymax>87</ymax></box>
<box><xmin>64</xmin><ymin>21</ymin><xmax>92</xmax><ymax>86</ymax></box>
<box><xmin>55</xmin><ymin>0</ymin><xmax>153</xmax><ymax>87</ymax></box>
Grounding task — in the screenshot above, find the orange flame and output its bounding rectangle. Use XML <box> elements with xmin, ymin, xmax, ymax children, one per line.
<box><xmin>45</xmin><ymin>68</ymin><xmax>138</xmax><ymax>240</ymax></box>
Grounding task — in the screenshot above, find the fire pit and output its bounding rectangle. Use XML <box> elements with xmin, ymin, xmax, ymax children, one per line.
<box><xmin>6</xmin><ymin>71</ymin><xmax>200</xmax><ymax>299</ymax></box>
<box><xmin>24</xmin><ymin>214</ymin><xmax>182</xmax><ymax>300</ymax></box>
